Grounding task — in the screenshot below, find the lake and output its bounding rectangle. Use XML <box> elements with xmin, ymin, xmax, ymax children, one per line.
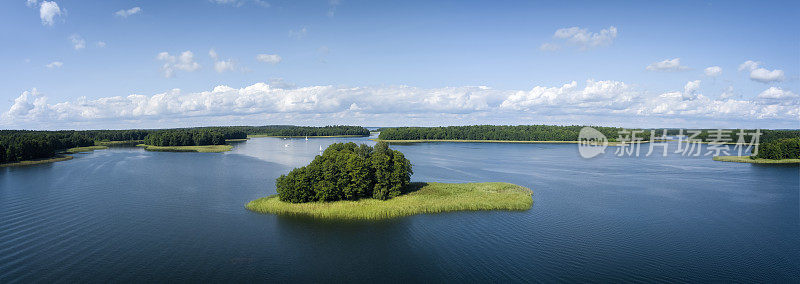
<box><xmin>1</xmin><ymin>134</ymin><xmax>798</xmax><ymax>282</ymax></box>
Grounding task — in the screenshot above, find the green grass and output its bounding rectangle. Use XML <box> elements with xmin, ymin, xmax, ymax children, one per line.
<box><xmin>65</xmin><ymin>145</ymin><xmax>108</xmax><ymax>153</ymax></box>
<box><xmin>225</xmin><ymin>138</ymin><xmax>249</xmax><ymax>142</ymax></box>
<box><xmin>713</xmin><ymin>156</ymin><xmax>800</xmax><ymax>164</ymax></box>
<box><xmin>136</xmin><ymin>144</ymin><xmax>233</xmax><ymax>153</ymax></box>
<box><xmin>246</xmin><ymin>182</ymin><xmax>533</xmax><ymax>220</ymax></box>
<box><xmin>0</xmin><ymin>155</ymin><xmax>74</xmax><ymax>167</ymax></box>
<box><xmin>248</xmin><ymin>134</ymin><xmax>367</xmax><ymax>138</ymax></box>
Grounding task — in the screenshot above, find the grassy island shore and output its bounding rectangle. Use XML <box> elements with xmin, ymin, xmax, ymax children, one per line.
<box><xmin>66</xmin><ymin>146</ymin><xmax>109</xmax><ymax>153</ymax></box>
<box><xmin>246</xmin><ymin>182</ymin><xmax>533</xmax><ymax>220</ymax></box>
<box><xmin>0</xmin><ymin>155</ymin><xmax>74</xmax><ymax>167</ymax></box>
<box><xmin>713</xmin><ymin>156</ymin><xmax>800</xmax><ymax>164</ymax></box>
<box><xmin>136</xmin><ymin>144</ymin><xmax>233</xmax><ymax>153</ymax></box>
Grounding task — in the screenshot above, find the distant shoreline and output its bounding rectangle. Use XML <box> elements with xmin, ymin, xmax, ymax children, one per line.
<box><xmin>371</xmin><ymin>139</ymin><xmax>647</xmax><ymax>146</ymax></box>
<box><xmin>248</xmin><ymin>134</ymin><xmax>368</xmax><ymax>138</ymax></box>
<box><xmin>712</xmin><ymin>156</ymin><xmax>800</xmax><ymax>164</ymax></box>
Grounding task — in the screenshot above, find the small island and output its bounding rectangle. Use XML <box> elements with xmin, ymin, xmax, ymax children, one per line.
<box><xmin>246</xmin><ymin>142</ymin><xmax>533</xmax><ymax>220</ymax></box>
<box><xmin>247</xmin><ymin>182</ymin><xmax>532</xmax><ymax>220</ymax></box>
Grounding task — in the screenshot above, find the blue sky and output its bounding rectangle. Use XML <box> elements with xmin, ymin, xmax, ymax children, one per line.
<box><xmin>1</xmin><ymin>0</ymin><xmax>798</xmax><ymax>129</ymax></box>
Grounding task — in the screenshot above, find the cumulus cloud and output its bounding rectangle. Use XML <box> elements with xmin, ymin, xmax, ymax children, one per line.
<box><xmin>26</xmin><ymin>0</ymin><xmax>39</xmax><ymax>8</ymax></box>
<box><xmin>157</xmin><ymin>51</ymin><xmax>201</xmax><ymax>78</ymax></box>
<box><xmin>757</xmin><ymin>87</ymin><xmax>797</xmax><ymax>100</ymax></box>
<box><xmin>704</xmin><ymin>66</ymin><xmax>722</xmax><ymax>77</ymax></box>
<box><xmin>69</xmin><ymin>34</ymin><xmax>85</xmax><ymax>50</ymax></box>
<box><xmin>545</xmin><ymin>26</ymin><xmax>617</xmax><ymax>50</ymax></box>
<box><xmin>738</xmin><ymin>60</ymin><xmax>784</xmax><ymax>83</ymax></box>
<box><xmin>209</xmin><ymin>49</ymin><xmax>236</xmax><ymax>73</ymax></box>
<box><xmin>96</xmin><ymin>41</ymin><xmax>106</xmax><ymax>48</ymax></box>
<box><xmin>256</xmin><ymin>54</ymin><xmax>282</xmax><ymax>64</ymax></box>
<box><xmin>646</xmin><ymin>58</ymin><xmax>689</xmax><ymax>72</ymax></box>
<box><xmin>114</xmin><ymin>7</ymin><xmax>141</xmax><ymax>18</ymax></box>
<box><xmin>39</xmin><ymin>1</ymin><xmax>62</xmax><ymax>26</ymax></box>
<box><xmin>45</xmin><ymin>61</ymin><xmax>63</xmax><ymax>68</ymax></box>
<box><xmin>6</xmin><ymin>79</ymin><xmax>795</xmax><ymax>128</ymax></box>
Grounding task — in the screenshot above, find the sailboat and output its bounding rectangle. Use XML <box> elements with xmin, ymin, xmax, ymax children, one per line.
<box><xmin>305</xmin><ymin>136</ymin><xmax>308</xmax><ymax>141</ymax></box>
<box><xmin>319</xmin><ymin>145</ymin><xmax>323</xmax><ymax>151</ymax></box>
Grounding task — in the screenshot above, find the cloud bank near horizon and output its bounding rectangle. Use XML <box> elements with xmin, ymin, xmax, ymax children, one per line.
<box><xmin>3</xmin><ymin>80</ymin><xmax>797</xmax><ymax>130</ymax></box>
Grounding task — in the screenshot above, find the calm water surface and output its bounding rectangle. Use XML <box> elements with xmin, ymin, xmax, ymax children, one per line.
<box><xmin>1</xmin><ymin>135</ymin><xmax>798</xmax><ymax>282</ymax></box>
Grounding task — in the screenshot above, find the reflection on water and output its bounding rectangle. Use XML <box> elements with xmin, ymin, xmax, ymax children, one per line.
<box><xmin>0</xmin><ymin>134</ymin><xmax>798</xmax><ymax>282</ymax></box>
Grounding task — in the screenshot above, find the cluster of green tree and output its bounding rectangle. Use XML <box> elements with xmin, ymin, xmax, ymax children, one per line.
<box><xmin>755</xmin><ymin>138</ymin><xmax>800</xmax><ymax>160</ymax></box>
<box><xmin>0</xmin><ymin>131</ymin><xmax>94</xmax><ymax>163</ymax></box>
<box><xmin>276</xmin><ymin>142</ymin><xmax>413</xmax><ymax>203</ymax></box>
<box><xmin>236</xmin><ymin>125</ymin><xmax>370</xmax><ymax>136</ymax></box>
<box><xmin>378</xmin><ymin>125</ymin><xmax>636</xmax><ymax>141</ymax></box>
<box><xmin>77</xmin><ymin>130</ymin><xmax>151</xmax><ymax>142</ymax></box>
<box><xmin>141</xmin><ymin>128</ymin><xmax>246</xmax><ymax>146</ymax></box>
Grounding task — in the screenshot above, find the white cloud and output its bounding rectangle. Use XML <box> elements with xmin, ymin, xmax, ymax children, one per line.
<box><xmin>26</xmin><ymin>0</ymin><xmax>39</xmax><ymax>8</ymax></box>
<box><xmin>539</xmin><ymin>43</ymin><xmax>560</xmax><ymax>51</ymax></box>
<box><xmin>45</xmin><ymin>61</ymin><xmax>63</xmax><ymax>68</ymax></box>
<box><xmin>550</xmin><ymin>26</ymin><xmax>617</xmax><ymax>50</ymax></box>
<box><xmin>209</xmin><ymin>49</ymin><xmax>236</xmax><ymax>73</ymax></box>
<box><xmin>39</xmin><ymin>1</ymin><xmax>62</xmax><ymax>26</ymax></box>
<box><xmin>738</xmin><ymin>60</ymin><xmax>760</xmax><ymax>72</ymax></box>
<box><xmin>289</xmin><ymin>27</ymin><xmax>307</xmax><ymax>39</ymax></box>
<box><xmin>4</xmin><ymin>80</ymin><xmax>797</xmax><ymax>128</ymax></box>
<box><xmin>757</xmin><ymin>87</ymin><xmax>797</xmax><ymax>100</ymax></box>
<box><xmin>749</xmin><ymin>68</ymin><xmax>784</xmax><ymax>83</ymax></box>
<box><xmin>69</xmin><ymin>34</ymin><xmax>85</xmax><ymax>50</ymax></box>
<box><xmin>704</xmin><ymin>66</ymin><xmax>722</xmax><ymax>77</ymax></box>
<box><xmin>114</xmin><ymin>7</ymin><xmax>141</xmax><ymax>18</ymax></box>
<box><xmin>646</xmin><ymin>58</ymin><xmax>689</xmax><ymax>72</ymax></box>
<box><xmin>157</xmin><ymin>51</ymin><xmax>201</xmax><ymax>78</ymax></box>
<box><xmin>96</xmin><ymin>41</ymin><xmax>106</xmax><ymax>48</ymax></box>
<box><xmin>720</xmin><ymin>86</ymin><xmax>736</xmax><ymax>100</ymax></box>
<box><xmin>211</xmin><ymin>0</ymin><xmax>270</xmax><ymax>7</ymax></box>
<box><xmin>256</xmin><ymin>54</ymin><xmax>282</xmax><ymax>64</ymax></box>
<box><xmin>328</xmin><ymin>0</ymin><xmax>341</xmax><ymax>17</ymax></box>
<box><xmin>738</xmin><ymin>60</ymin><xmax>785</xmax><ymax>83</ymax></box>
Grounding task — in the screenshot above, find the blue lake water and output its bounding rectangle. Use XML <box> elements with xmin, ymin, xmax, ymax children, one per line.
<box><xmin>1</xmin><ymin>135</ymin><xmax>798</xmax><ymax>282</ymax></box>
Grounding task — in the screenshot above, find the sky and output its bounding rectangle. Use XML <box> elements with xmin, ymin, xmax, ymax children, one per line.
<box><xmin>1</xmin><ymin>0</ymin><xmax>798</xmax><ymax>130</ymax></box>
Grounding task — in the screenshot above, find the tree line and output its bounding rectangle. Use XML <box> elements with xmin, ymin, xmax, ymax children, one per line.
<box><xmin>378</xmin><ymin>125</ymin><xmax>633</xmax><ymax>142</ymax></box>
<box><xmin>378</xmin><ymin>126</ymin><xmax>800</xmax><ymax>144</ymax></box>
<box><xmin>276</xmin><ymin>142</ymin><xmax>413</xmax><ymax>203</ymax></box>
<box><xmin>141</xmin><ymin>129</ymin><xmax>246</xmax><ymax>146</ymax></box>
<box><xmin>0</xmin><ymin>125</ymin><xmax>369</xmax><ymax>164</ymax></box>
<box><xmin>755</xmin><ymin>138</ymin><xmax>800</xmax><ymax>160</ymax></box>
<box><xmin>235</xmin><ymin>125</ymin><xmax>370</xmax><ymax>136</ymax></box>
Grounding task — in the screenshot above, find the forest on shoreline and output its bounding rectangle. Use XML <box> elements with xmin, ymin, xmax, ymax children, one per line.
<box><xmin>0</xmin><ymin>126</ymin><xmax>369</xmax><ymax>164</ymax></box>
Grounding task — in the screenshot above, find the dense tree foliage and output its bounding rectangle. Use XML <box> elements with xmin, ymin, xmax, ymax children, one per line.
<box><xmin>235</xmin><ymin>125</ymin><xmax>370</xmax><ymax>137</ymax></box>
<box><xmin>0</xmin><ymin>125</ymin><xmax>368</xmax><ymax>164</ymax></box>
<box><xmin>379</xmin><ymin>126</ymin><xmax>800</xmax><ymax>144</ymax></box>
<box><xmin>276</xmin><ymin>142</ymin><xmax>413</xmax><ymax>203</ymax></box>
<box><xmin>755</xmin><ymin>138</ymin><xmax>800</xmax><ymax>160</ymax></box>
<box><xmin>0</xmin><ymin>131</ymin><xmax>94</xmax><ymax>163</ymax></box>
<box><xmin>378</xmin><ymin>125</ymin><xmax>636</xmax><ymax>141</ymax></box>
<box><xmin>141</xmin><ymin>129</ymin><xmax>244</xmax><ymax>146</ymax></box>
